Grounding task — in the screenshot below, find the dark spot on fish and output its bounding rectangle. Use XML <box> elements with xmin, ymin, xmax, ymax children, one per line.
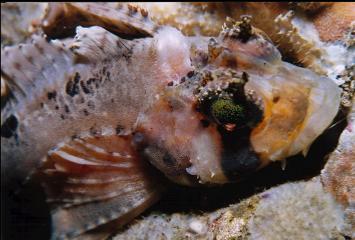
<box><xmin>71</xmin><ymin>134</ymin><xmax>77</xmax><ymax>140</ymax></box>
<box><xmin>66</xmin><ymin>72</ymin><xmax>81</xmax><ymax>97</ymax></box>
<box><xmin>80</xmin><ymin>80</ymin><xmax>92</xmax><ymax>94</ymax></box>
<box><xmin>167</xmin><ymin>81</ymin><xmax>174</xmax><ymax>86</ymax></box>
<box><xmin>60</xmin><ymin>114</ymin><xmax>65</xmax><ymax>120</ymax></box>
<box><xmin>83</xmin><ymin>109</ymin><xmax>89</xmax><ymax>116</ymax></box>
<box><xmin>26</xmin><ymin>56</ymin><xmax>33</xmax><ymax>63</ymax></box>
<box><xmin>74</xmin><ymin>72</ymin><xmax>81</xmax><ymax>82</ymax></box>
<box><xmin>91</xmin><ymin>77</ymin><xmax>101</xmax><ymax>89</ymax></box>
<box><xmin>187</xmin><ymin>71</ymin><xmax>195</xmax><ymax>78</ymax></box>
<box><xmin>180</xmin><ymin>77</ymin><xmax>186</xmax><ymax>83</ymax></box>
<box><xmin>87</xmin><ymin>78</ymin><xmax>95</xmax><ymax>86</ymax></box>
<box><xmin>200</xmin><ymin>119</ymin><xmax>210</xmax><ymax>128</ymax></box>
<box><xmin>273</xmin><ymin>96</ymin><xmax>280</xmax><ymax>103</ymax></box>
<box><xmin>35</xmin><ymin>43</ymin><xmax>44</xmax><ymax>54</ymax></box>
<box><xmin>98</xmin><ymin>45</ymin><xmax>104</xmax><ymax>51</ymax></box>
<box><xmin>106</xmin><ymin>71</ymin><xmax>111</xmax><ymax>81</ymax></box>
<box><xmin>64</xmin><ymin>105</ymin><xmax>70</xmax><ymax>113</ymax></box>
<box><xmin>116</xmin><ymin>125</ymin><xmax>124</xmax><ymax>135</ymax></box>
<box><xmin>122</xmin><ymin>52</ymin><xmax>132</xmax><ymax>62</ymax></box>
<box><xmin>111</xmin><ymin>98</ymin><xmax>115</xmax><ymax>103</ymax></box>
<box><xmin>40</xmin><ymin>102</ymin><xmax>44</xmax><ymax>108</ymax></box>
<box><xmin>13</xmin><ymin>62</ymin><xmax>21</xmax><ymax>70</ymax></box>
<box><xmin>47</xmin><ymin>91</ymin><xmax>57</xmax><ymax>100</ymax></box>
<box><xmin>162</xmin><ymin>153</ymin><xmax>176</xmax><ymax>166</ymax></box>
<box><xmin>200</xmin><ymin>79</ymin><xmax>208</xmax><ymax>87</ymax></box>
<box><xmin>55</xmin><ymin>105</ymin><xmax>59</xmax><ymax>110</ymax></box>
<box><xmin>1</xmin><ymin>115</ymin><xmax>18</xmax><ymax>138</ymax></box>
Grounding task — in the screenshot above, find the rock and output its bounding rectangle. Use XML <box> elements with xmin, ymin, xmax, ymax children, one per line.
<box><xmin>321</xmin><ymin>105</ymin><xmax>355</xmax><ymax>238</ymax></box>
<box><xmin>113</xmin><ymin>177</ymin><xmax>350</xmax><ymax>240</ymax></box>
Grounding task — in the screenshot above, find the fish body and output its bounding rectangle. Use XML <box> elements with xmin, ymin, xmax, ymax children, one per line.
<box><xmin>1</xmin><ymin>3</ymin><xmax>342</xmax><ymax>239</ymax></box>
<box><xmin>1</xmin><ymin>26</ymin><xmax>191</xmax><ymax>189</ymax></box>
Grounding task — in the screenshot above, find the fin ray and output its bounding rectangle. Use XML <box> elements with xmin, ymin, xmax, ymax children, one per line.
<box><xmin>39</xmin><ymin>134</ymin><xmax>164</xmax><ymax>239</ymax></box>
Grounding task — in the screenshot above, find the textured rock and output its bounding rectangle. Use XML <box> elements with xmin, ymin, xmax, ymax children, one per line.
<box><xmin>113</xmin><ymin>177</ymin><xmax>349</xmax><ymax>240</ymax></box>
<box><xmin>248</xmin><ymin>178</ymin><xmax>346</xmax><ymax>240</ymax></box>
<box><xmin>321</xmin><ymin>105</ymin><xmax>355</xmax><ymax>238</ymax></box>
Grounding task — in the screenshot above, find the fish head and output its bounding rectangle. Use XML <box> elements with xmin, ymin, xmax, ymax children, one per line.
<box><xmin>133</xmin><ymin>18</ymin><xmax>341</xmax><ymax>186</ymax></box>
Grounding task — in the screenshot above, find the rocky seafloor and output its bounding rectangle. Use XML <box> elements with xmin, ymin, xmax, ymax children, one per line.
<box><xmin>1</xmin><ymin>2</ymin><xmax>354</xmax><ymax>240</ymax></box>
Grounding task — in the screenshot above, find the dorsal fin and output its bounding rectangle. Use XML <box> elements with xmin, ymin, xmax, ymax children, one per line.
<box><xmin>39</xmin><ymin>134</ymin><xmax>165</xmax><ymax>239</ymax></box>
<box><xmin>1</xmin><ymin>26</ymin><xmax>135</xmax><ymax>106</ymax></box>
<box><xmin>41</xmin><ymin>3</ymin><xmax>159</xmax><ymax>39</ymax></box>
<box><xmin>1</xmin><ymin>34</ymin><xmax>74</xmax><ymax>102</ymax></box>
<box><xmin>70</xmin><ymin>26</ymin><xmax>134</xmax><ymax>61</ymax></box>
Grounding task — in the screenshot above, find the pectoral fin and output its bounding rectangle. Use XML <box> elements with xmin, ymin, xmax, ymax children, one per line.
<box><xmin>39</xmin><ymin>135</ymin><xmax>164</xmax><ymax>240</ymax></box>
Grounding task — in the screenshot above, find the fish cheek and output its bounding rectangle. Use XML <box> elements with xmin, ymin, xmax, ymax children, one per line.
<box><xmin>132</xmin><ymin>102</ymin><xmax>198</xmax><ymax>185</ymax></box>
<box><xmin>140</xmin><ymin>144</ymin><xmax>198</xmax><ymax>186</ymax></box>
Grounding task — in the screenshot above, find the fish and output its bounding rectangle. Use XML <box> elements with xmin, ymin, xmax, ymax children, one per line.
<box><xmin>1</xmin><ymin>3</ymin><xmax>342</xmax><ymax>239</ymax></box>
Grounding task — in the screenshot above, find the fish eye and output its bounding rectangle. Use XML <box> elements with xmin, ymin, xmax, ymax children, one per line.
<box><xmin>211</xmin><ymin>98</ymin><xmax>246</xmax><ymax>128</ymax></box>
<box><xmin>194</xmin><ymin>71</ymin><xmax>263</xmax><ymax>132</ymax></box>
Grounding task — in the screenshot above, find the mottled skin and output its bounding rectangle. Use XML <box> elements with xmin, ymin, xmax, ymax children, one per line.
<box><xmin>1</xmin><ymin>4</ymin><xmax>341</xmax><ymax>239</ymax></box>
<box><xmin>1</xmin><ymin>27</ymin><xmax>180</xmax><ymax>189</ymax></box>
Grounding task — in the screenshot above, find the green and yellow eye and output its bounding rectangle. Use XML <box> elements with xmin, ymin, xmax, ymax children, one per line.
<box><xmin>211</xmin><ymin>98</ymin><xmax>246</xmax><ymax>125</ymax></box>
